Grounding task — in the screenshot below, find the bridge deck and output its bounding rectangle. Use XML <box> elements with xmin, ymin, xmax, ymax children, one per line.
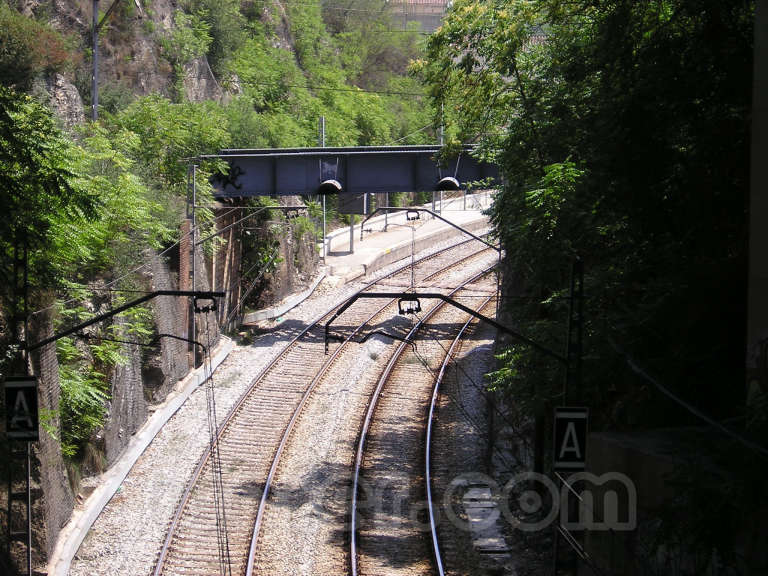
<box><xmin>207</xmin><ymin>146</ymin><xmax>498</xmax><ymax>198</ymax></box>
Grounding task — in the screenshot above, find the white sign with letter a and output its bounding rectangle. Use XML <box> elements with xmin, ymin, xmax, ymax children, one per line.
<box><xmin>4</xmin><ymin>376</ymin><xmax>39</xmax><ymax>441</ymax></box>
<box><xmin>553</xmin><ymin>407</ymin><xmax>588</xmax><ymax>471</ymax></box>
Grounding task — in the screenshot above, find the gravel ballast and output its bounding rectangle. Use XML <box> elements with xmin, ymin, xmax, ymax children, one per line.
<box><xmin>67</xmin><ymin>234</ymin><xmax>491</xmax><ymax>576</ymax></box>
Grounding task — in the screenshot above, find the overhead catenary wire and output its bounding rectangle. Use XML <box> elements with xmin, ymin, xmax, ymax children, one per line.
<box><xmin>385</xmin><ymin>122</ymin><xmax>435</xmax><ymax>145</ymax></box>
<box><xmin>412</xmin><ymin>305</ymin><xmax>528</xmax><ymax>469</ymax></box>
<box><xmin>411</xmin><ymin>327</ymin><xmax>520</xmax><ymax>472</ymax></box>
<box><xmin>202</xmin><ymin>313</ymin><xmax>233</xmax><ymax>576</ymax></box>
<box><xmin>610</xmin><ymin>336</ymin><xmax>768</xmax><ymax>460</ymax></box>
<box><xmin>29</xmin><ymin>205</ymin><xmax>243</xmax><ymax>317</ymax></box>
<box><xmin>31</xmin><ymin>202</ymin><xmax>305</xmax><ymax>317</ymax></box>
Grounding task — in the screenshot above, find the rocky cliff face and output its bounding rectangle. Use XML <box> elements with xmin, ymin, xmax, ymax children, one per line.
<box><xmin>183</xmin><ymin>56</ymin><xmax>224</xmax><ymax>103</ymax></box>
<box><xmin>35</xmin><ymin>73</ymin><xmax>85</xmax><ymax>128</ymax></box>
<box><xmin>52</xmin><ymin>0</ymin><xmax>175</xmax><ymax>98</ymax></box>
<box><xmin>30</xmin><ymin>0</ymin><xmax>227</xmax><ymax>121</ymax></box>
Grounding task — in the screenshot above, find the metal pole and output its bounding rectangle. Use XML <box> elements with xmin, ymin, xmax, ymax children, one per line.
<box><xmin>564</xmin><ymin>262</ymin><xmax>575</xmax><ymax>405</ymax></box>
<box><xmin>496</xmin><ymin>248</ymin><xmax>502</xmax><ymax>318</ymax></box>
<box><xmin>5</xmin><ymin>453</ymin><xmax>9</xmax><ymax>562</ymax></box>
<box><xmin>191</xmin><ymin>165</ymin><xmax>197</xmax><ymax>364</ymax></box>
<box><xmin>92</xmin><ymin>0</ymin><xmax>99</xmax><ymax>120</ymax></box>
<box><xmin>439</xmin><ymin>103</ymin><xmax>444</xmax><ymax>146</ymax></box>
<box><xmin>349</xmin><ymin>219</ymin><xmax>354</xmax><ymax>253</ymax></box>
<box><xmin>320</xmin><ymin>117</ymin><xmax>326</xmax><ymax>261</ymax></box>
<box><xmin>23</xmin><ymin>236</ymin><xmax>31</xmax><ymax>576</ymax></box>
<box><xmin>575</xmin><ymin>259</ymin><xmax>584</xmax><ymax>400</ymax></box>
<box><xmin>25</xmin><ymin>443</ymin><xmax>31</xmax><ymax>576</ymax></box>
<box><xmin>563</xmin><ymin>258</ymin><xmax>583</xmax><ymax>404</ymax></box>
<box><xmin>384</xmin><ymin>192</ymin><xmax>389</xmax><ymax>231</ymax></box>
<box><xmin>410</xmin><ymin>226</ymin><xmax>415</xmax><ymax>289</ymax></box>
<box><xmin>322</xmin><ymin>195</ymin><xmax>327</xmax><ymax>261</ymax></box>
<box><xmin>552</xmin><ymin>515</ymin><xmax>560</xmax><ymax>576</ymax></box>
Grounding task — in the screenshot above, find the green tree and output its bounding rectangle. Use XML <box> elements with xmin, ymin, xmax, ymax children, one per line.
<box><xmin>422</xmin><ymin>1</ymin><xmax>755</xmax><ymax>566</ymax></box>
<box><xmin>0</xmin><ymin>87</ymin><xmax>99</xmax><ymax>298</ymax></box>
<box><xmin>189</xmin><ymin>0</ymin><xmax>246</xmax><ymax>75</ymax></box>
<box><xmin>422</xmin><ymin>0</ymin><xmax>752</xmax><ymax>428</ymax></box>
<box><xmin>160</xmin><ymin>8</ymin><xmax>213</xmax><ymax>99</ymax></box>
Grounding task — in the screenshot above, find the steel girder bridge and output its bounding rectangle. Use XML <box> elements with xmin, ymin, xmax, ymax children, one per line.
<box><xmin>206</xmin><ymin>145</ymin><xmax>499</xmax><ymax>198</ymax></box>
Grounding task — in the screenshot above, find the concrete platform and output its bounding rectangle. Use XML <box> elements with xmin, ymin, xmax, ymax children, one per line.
<box><xmin>323</xmin><ymin>194</ymin><xmax>493</xmax><ymax>282</ymax></box>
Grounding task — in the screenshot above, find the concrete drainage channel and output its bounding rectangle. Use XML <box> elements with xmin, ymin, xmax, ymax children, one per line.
<box><xmin>46</xmin><ymin>337</ymin><xmax>235</xmax><ymax>576</ymax></box>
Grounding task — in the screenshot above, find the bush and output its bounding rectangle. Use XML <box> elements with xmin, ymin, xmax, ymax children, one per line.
<box><xmin>0</xmin><ymin>4</ymin><xmax>79</xmax><ymax>90</ymax></box>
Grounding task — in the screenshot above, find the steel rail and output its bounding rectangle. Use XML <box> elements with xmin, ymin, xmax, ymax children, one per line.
<box><xmin>244</xmin><ymin>244</ymin><xmax>497</xmax><ymax>575</ymax></box>
<box><xmin>425</xmin><ymin>294</ymin><xmax>496</xmax><ymax>576</ymax></box>
<box><xmin>349</xmin><ymin>266</ymin><xmax>497</xmax><ymax>576</ymax></box>
<box><xmin>153</xmin><ymin>235</ymin><xmax>492</xmax><ymax>575</ymax></box>
<box><xmin>245</xmin><ymin>287</ymin><xmax>402</xmax><ymax>575</ymax></box>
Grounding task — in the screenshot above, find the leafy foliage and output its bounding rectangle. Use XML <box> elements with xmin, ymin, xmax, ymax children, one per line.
<box><xmin>224</xmin><ymin>0</ymin><xmax>434</xmax><ymax>148</ymax></box>
<box><xmin>0</xmin><ymin>87</ymin><xmax>99</xmax><ymax>296</ymax></box>
<box><xmin>187</xmin><ymin>0</ymin><xmax>246</xmax><ymax>75</ymax></box>
<box><xmin>0</xmin><ymin>3</ymin><xmax>80</xmax><ymax>90</ymax></box>
<box><xmin>160</xmin><ymin>7</ymin><xmax>213</xmax><ymax>98</ymax></box>
<box><xmin>423</xmin><ymin>0</ymin><xmax>752</xmax><ymax>426</ymax></box>
<box><xmin>0</xmin><ymin>0</ymin><xmax>436</xmax><ymax>471</ymax></box>
<box><xmin>422</xmin><ymin>0</ymin><xmax>755</xmax><ymax>568</ymax></box>
<box><xmin>161</xmin><ymin>8</ymin><xmax>213</xmax><ymax>66</ymax></box>
<box><xmin>56</xmin><ymin>337</ymin><xmax>115</xmax><ymax>458</ymax></box>
<box><xmin>106</xmin><ymin>95</ymin><xmax>230</xmax><ymax>244</ymax></box>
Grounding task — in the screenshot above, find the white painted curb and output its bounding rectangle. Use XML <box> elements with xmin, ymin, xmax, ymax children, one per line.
<box><xmin>47</xmin><ymin>336</ymin><xmax>235</xmax><ymax>576</ymax></box>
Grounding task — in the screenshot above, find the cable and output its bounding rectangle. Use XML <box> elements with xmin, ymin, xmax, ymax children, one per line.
<box><xmin>385</xmin><ymin>122</ymin><xmax>435</xmax><ymax>145</ymax></box>
<box><xmin>408</xmin><ymin>303</ymin><xmax>532</xmax><ymax>471</ymax></box>
<box><xmin>410</xmin><ymin>328</ymin><xmax>519</xmax><ymax>471</ymax></box>
<box><xmin>194</xmin><ymin>205</ymin><xmax>271</xmax><ymax>246</ymax></box>
<box><xmin>410</xmin><ymin>304</ymin><xmax>535</xmax><ymax>435</ymax></box>
<box><xmin>202</xmin><ymin>313</ymin><xmax>233</xmax><ymax>576</ymax></box>
<box><xmin>30</xmin><ymin>206</ymin><xmax>243</xmax><ymax>318</ymax></box>
<box><xmin>609</xmin><ymin>336</ymin><xmax>768</xmax><ymax>460</ymax></box>
<box><xmin>222</xmin><ymin>248</ymin><xmax>280</xmax><ymax>330</ymax></box>
<box><xmin>244</xmin><ymin>78</ymin><xmax>426</xmax><ymax>96</ymax></box>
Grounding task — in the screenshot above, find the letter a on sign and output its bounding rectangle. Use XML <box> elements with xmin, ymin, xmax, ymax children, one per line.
<box><xmin>4</xmin><ymin>376</ymin><xmax>39</xmax><ymax>441</ymax></box>
<box><xmin>553</xmin><ymin>407</ymin><xmax>588</xmax><ymax>471</ymax></box>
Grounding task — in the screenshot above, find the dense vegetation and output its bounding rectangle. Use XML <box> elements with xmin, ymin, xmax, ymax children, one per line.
<box><xmin>420</xmin><ymin>0</ymin><xmax>757</xmax><ymax>570</ymax></box>
<box><xmin>0</xmin><ymin>0</ymin><xmax>433</xmax><ymax>464</ymax></box>
<box><xmin>3</xmin><ymin>0</ymin><xmax>761</xmax><ymax>570</ymax></box>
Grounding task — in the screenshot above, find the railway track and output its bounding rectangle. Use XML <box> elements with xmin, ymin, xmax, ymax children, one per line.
<box><xmin>246</xmin><ymin>256</ymin><xmax>498</xmax><ymax>576</ymax></box>
<box><xmin>351</xmin><ymin>273</ymin><xmax>497</xmax><ymax>576</ymax></box>
<box><xmin>425</xmin><ymin>296</ymin><xmax>498</xmax><ymax>576</ymax></box>
<box><xmin>153</xmin><ymin>235</ymin><xmax>497</xmax><ymax>576</ymax></box>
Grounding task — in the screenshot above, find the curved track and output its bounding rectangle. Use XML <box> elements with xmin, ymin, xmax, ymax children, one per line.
<box><xmin>350</xmin><ymin>272</ymin><xmax>498</xmax><ymax>576</ymax></box>
<box><xmin>153</xmin><ymin>236</ymin><xmax>495</xmax><ymax>576</ymax></box>
<box><xmin>425</xmin><ymin>296</ymin><xmax>496</xmax><ymax>576</ymax></box>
